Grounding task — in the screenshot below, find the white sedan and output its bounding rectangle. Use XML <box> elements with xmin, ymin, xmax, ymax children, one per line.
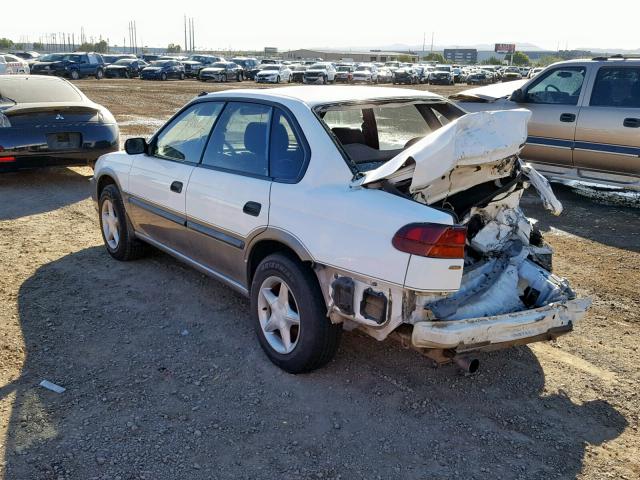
<box><xmin>255</xmin><ymin>64</ymin><xmax>291</xmax><ymax>83</ymax></box>
<box><xmin>91</xmin><ymin>86</ymin><xmax>590</xmax><ymax>373</ymax></box>
<box><xmin>0</xmin><ymin>53</ymin><xmax>30</xmax><ymax>75</ymax></box>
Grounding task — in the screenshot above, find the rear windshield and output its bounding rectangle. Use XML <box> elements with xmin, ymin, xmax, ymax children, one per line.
<box><xmin>0</xmin><ymin>77</ymin><xmax>83</xmax><ymax>104</ymax></box>
<box><xmin>315</xmin><ymin>100</ymin><xmax>464</xmax><ymax>172</ymax></box>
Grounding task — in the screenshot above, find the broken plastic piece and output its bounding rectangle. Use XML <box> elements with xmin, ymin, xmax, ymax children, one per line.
<box><xmin>39</xmin><ymin>380</ymin><xmax>65</xmax><ymax>393</ymax></box>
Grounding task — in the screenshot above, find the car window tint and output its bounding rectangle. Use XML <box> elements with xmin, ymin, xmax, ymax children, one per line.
<box><xmin>591</xmin><ymin>67</ymin><xmax>640</xmax><ymax>108</ymax></box>
<box><xmin>526</xmin><ymin>67</ymin><xmax>586</xmax><ymax>105</ymax></box>
<box><xmin>154</xmin><ymin>102</ymin><xmax>223</xmax><ymax>163</ymax></box>
<box><xmin>270</xmin><ymin>109</ymin><xmax>304</xmax><ymax>180</ymax></box>
<box><xmin>202</xmin><ymin>102</ymin><xmax>272</xmax><ymax>176</ymax></box>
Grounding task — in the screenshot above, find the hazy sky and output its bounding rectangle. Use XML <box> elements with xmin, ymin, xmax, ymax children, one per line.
<box><xmin>5</xmin><ymin>0</ymin><xmax>639</xmax><ymax>51</ymax></box>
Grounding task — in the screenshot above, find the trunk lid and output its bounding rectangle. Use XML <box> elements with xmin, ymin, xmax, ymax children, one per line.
<box><xmin>3</xmin><ymin>102</ymin><xmax>102</xmax><ymax>126</ymax></box>
<box><xmin>351</xmin><ymin>109</ymin><xmax>555</xmax><ymax>208</ymax></box>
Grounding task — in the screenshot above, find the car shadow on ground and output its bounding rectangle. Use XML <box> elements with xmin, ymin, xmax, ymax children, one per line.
<box><xmin>521</xmin><ymin>184</ymin><xmax>640</xmax><ymax>253</ymax></box>
<box><xmin>0</xmin><ymin>167</ymin><xmax>91</xmax><ymax>221</ymax></box>
<box><xmin>2</xmin><ymin>246</ymin><xmax>628</xmax><ymax>479</ymax></box>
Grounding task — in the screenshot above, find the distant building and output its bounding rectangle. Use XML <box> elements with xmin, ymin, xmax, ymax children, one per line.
<box><xmin>443</xmin><ymin>49</ymin><xmax>477</xmax><ymax>64</ymax></box>
<box><xmin>283</xmin><ymin>49</ymin><xmax>419</xmax><ymax>63</ymax></box>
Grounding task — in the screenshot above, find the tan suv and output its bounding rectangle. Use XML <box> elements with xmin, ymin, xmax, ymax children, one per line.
<box><xmin>452</xmin><ymin>56</ymin><xmax>640</xmax><ymax>190</ymax></box>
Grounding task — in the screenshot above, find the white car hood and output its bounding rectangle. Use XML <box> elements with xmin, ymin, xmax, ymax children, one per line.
<box><xmin>257</xmin><ymin>70</ymin><xmax>279</xmax><ymax>75</ymax></box>
<box><xmin>449</xmin><ymin>79</ymin><xmax>527</xmax><ymax>102</ymax></box>
<box><xmin>354</xmin><ymin>109</ymin><xmax>531</xmax><ymax>191</ymax></box>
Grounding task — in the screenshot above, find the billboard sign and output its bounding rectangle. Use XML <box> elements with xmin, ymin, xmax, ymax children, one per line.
<box><xmin>494</xmin><ymin>43</ymin><xmax>516</xmax><ymax>54</ymax></box>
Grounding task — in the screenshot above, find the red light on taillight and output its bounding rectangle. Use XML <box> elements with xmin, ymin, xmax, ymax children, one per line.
<box><xmin>392</xmin><ymin>223</ymin><xmax>467</xmax><ymax>259</ymax></box>
<box><xmin>0</xmin><ymin>156</ymin><xmax>16</xmax><ymax>163</ymax></box>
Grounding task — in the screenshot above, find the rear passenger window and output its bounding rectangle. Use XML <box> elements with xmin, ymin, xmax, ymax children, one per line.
<box><xmin>590</xmin><ymin>67</ymin><xmax>640</xmax><ymax>108</ymax></box>
<box><xmin>202</xmin><ymin>102</ymin><xmax>272</xmax><ymax>176</ymax></box>
<box><xmin>270</xmin><ymin>110</ymin><xmax>305</xmax><ymax>180</ymax></box>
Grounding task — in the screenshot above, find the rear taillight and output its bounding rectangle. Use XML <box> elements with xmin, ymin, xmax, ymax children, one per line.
<box><xmin>0</xmin><ymin>156</ymin><xmax>16</xmax><ymax>163</ymax></box>
<box><xmin>392</xmin><ymin>223</ymin><xmax>467</xmax><ymax>259</ymax></box>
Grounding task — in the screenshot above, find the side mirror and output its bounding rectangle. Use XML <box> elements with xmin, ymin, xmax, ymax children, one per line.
<box><xmin>124</xmin><ymin>137</ymin><xmax>148</xmax><ymax>155</ymax></box>
<box><xmin>510</xmin><ymin>88</ymin><xmax>526</xmax><ymax>103</ymax></box>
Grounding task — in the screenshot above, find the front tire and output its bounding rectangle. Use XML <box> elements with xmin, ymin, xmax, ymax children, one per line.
<box><xmin>251</xmin><ymin>254</ymin><xmax>341</xmax><ymax>373</ymax></box>
<box><xmin>160</xmin><ymin>72</ymin><xmax>167</xmax><ymax>81</ymax></box>
<box><xmin>95</xmin><ymin>68</ymin><xmax>104</xmax><ymax>80</ymax></box>
<box><xmin>70</xmin><ymin>70</ymin><xmax>80</xmax><ymax>80</ymax></box>
<box><xmin>99</xmin><ymin>185</ymin><xmax>149</xmax><ymax>261</ymax></box>
<box><xmin>179</xmin><ymin>72</ymin><xmax>185</xmax><ymax>80</ymax></box>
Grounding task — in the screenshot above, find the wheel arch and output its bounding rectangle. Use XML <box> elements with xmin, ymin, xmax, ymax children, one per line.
<box><xmin>245</xmin><ymin>229</ymin><xmax>314</xmax><ymax>287</ymax></box>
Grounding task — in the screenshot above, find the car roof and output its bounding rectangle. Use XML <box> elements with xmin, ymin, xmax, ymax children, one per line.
<box><xmin>202</xmin><ymin>86</ymin><xmax>443</xmax><ymax>107</ymax></box>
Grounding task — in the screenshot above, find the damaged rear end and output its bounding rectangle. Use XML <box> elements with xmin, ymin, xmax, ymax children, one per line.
<box><xmin>335</xmin><ymin>106</ymin><xmax>591</xmax><ymax>363</ymax></box>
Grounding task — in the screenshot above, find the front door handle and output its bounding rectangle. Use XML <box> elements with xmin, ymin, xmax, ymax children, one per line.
<box><xmin>560</xmin><ymin>113</ymin><xmax>576</xmax><ymax>123</ymax></box>
<box><xmin>623</xmin><ymin>117</ymin><xmax>640</xmax><ymax>128</ymax></box>
<box><xmin>243</xmin><ymin>201</ymin><xmax>262</xmax><ymax>217</ymax></box>
<box><xmin>170</xmin><ymin>181</ymin><xmax>183</xmax><ymax>193</ymax></box>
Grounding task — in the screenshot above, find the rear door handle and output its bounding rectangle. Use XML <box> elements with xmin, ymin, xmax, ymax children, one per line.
<box><xmin>170</xmin><ymin>181</ymin><xmax>183</xmax><ymax>193</ymax></box>
<box><xmin>623</xmin><ymin>117</ymin><xmax>640</xmax><ymax>128</ymax></box>
<box><xmin>243</xmin><ymin>201</ymin><xmax>262</xmax><ymax>217</ymax></box>
<box><xmin>560</xmin><ymin>113</ymin><xmax>576</xmax><ymax>123</ymax></box>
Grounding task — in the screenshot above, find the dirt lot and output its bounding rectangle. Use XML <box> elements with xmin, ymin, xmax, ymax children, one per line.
<box><xmin>1</xmin><ymin>79</ymin><xmax>639</xmax><ymax>480</ymax></box>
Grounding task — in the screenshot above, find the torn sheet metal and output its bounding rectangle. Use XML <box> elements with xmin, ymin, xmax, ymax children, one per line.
<box><xmin>353</xmin><ymin>109</ymin><xmax>532</xmax><ymax>192</ymax></box>
<box><xmin>521</xmin><ymin>161</ymin><xmax>563</xmax><ymax>215</ymax></box>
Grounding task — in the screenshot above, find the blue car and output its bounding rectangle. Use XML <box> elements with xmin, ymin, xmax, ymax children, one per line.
<box><xmin>140</xmin><ymin>60</ymin><xmax>185</xmax><ymax>81</ymax></box>
<box><xmin>30</xmin><ymin>52</ymin><xmax>106</xmax><ymax>80</ymax></box>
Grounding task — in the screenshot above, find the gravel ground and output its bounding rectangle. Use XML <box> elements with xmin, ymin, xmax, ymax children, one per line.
<box><xmin>1</xmin><ymin>79</ymin><xmax>639</xmax><ymax>480</ymax></box>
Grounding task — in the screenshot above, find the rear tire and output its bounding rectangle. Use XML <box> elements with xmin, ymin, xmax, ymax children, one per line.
<box><xmin>161</xmin><ymin>72</ymin><xmax>167</xmax><ymax>81</ymax></box>
<box><xmin>95</xmin><ymin>68</ymin><xmax>104</xmax><ymax>80</ymax></box>
<box><xmin>99</xmin><ymin>185</ymin><xmax>149</xmax><ymax>261</ymax></box>
<box><xmin>70</xmin><ymin>70</ymin><xmax>80</xmax><ymax>80</ymax></box>
<box><xmin>179</xmin><ymin>72</ymin><xmax>185</xmax><ymax>80</ymax></box>
<box><xmin>251</xmin><ymin>254</ymin><xmax>341</xmax><ymax>373</ymax></box>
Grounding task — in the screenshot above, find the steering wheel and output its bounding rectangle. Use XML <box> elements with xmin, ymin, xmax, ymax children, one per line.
<box><xmin>545</xmin><ymin>84</ymin><xmax>560</xmax><ymax>92</ymax></box>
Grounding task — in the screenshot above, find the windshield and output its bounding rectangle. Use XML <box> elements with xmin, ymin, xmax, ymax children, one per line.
<box><xmin>151</xmin><ymin>61</ymin><xmax>171</xmax><ymax>67</ymax></box>
<box><xmin>188</xmin><ymin>56</ymin><xmax>208</xmax><ymax>62</ymax></box>
<box><xmin>316</xmin><ymin>100</ymin><xmax>464</xmax><ymax>171</ymax></box>
<box><xmin>114</xmin><ymin>59</ymin><xmax>135</xmax><ymax>65</ymax></box>
<box><xmin>40</xmin><ymin>54</ymin><xmax>64</xmax><ymax>62</ymax></box>
<box><xmin>435</xmin><ymin>65</ymin><xmax>451</xmax><ymax>72</ymax></box>
<box><xmin>262</xmin><ymin>65</ymin><xmax>280</xmax><ymax>71</ymax></box>
<box><xmin>211</xmin><ymin>63</ymin><xmax>228</xmax><ymax>68</ymax></box>
<box><xmin>356</xmin><ymin>66</ymin><xmax>370</xmax><ymax>71</ymax></box>
<box><xmin>0</xmin><ymin>77</ymin><xmax>83</xmax><ymax>103</ymax></box>
<box><xmin>309</xmin><ymin>64</ymin><xmax>327</xmax><ymax>70</ymax></box>
<box><xmin>337</xmin><ymin>66</ymin><xmax>351</xmax><ymax>72</ymax></box>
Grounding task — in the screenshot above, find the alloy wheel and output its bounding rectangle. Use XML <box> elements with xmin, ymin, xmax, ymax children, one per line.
<box><xmin>101</xmin><ymin>199</ymin><xmax>120</xmax><ymax>249</ymax></box>
<box><xmin>257</xmin><ymin>276</ymin><xmax>301</xmax><ymax>354</ymax></box>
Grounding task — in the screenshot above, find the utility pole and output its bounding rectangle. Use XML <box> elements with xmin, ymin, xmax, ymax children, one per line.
<box><xmin>422</xmin><ymin>32</ymin><xmax>426</xmax><ymax>55</ymax></box>
<box><xmin>430</xmin><ymin>32</ymin><xmax>434</xmax><ymax>53</ymax></box>
<box><xmin>184</xmin><ymin>15</ymin><xmax>188</xmax><ymax>52</ymax></box>
<box><xmin>134</xmin><ymin>21</ymin><xmax>138</xmax><ymax>55</ymax></box>
<box><xmin>191</xmin><ymin>18</ymin><xmax>195</xmax><ymax>52</ymax></box>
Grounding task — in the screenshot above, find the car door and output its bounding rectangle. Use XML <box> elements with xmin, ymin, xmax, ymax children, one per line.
<box><xmin>185</xmin><ymin>101</ymin><xmax>273</xmax><ymax>286</ymax></box>
<box><xmin>127</xmin><ymin>101</ymin><xmax>224</xmax><ymax>253</ymax></box>
<box><xmin>573</xmin><ymin>65</ymin><xmax>640</xmax><ymax>176</ymax></box>
<box><xmin>78</xmin><ymin>55</ymin><xmax>91</xmax><ymax>76</ymax></box>
<box><xmin>514</xmin><ymin>65</ymin><xmax>588</xmax><ymax>168</ymax></box>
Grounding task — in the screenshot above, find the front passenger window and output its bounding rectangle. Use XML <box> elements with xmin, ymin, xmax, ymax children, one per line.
<box><xmin>525</xmin><ymin>67</ymin><xmax>586</xmax><ymax>105</ymax></box>
<box><xmin>154</xmin><ymin>102</ymin><xmax>223</xmax><ymax>163</ymax></box>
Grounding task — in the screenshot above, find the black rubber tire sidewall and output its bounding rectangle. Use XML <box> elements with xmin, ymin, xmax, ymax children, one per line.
<box><xmin>99</xmin><ymin>185</ymin><xmax>146</xmax><ymax>261</ymax></box>
<box><xmin>250</xmin><ymin>254</ymin><xmax>341</xmax><ymax>373</ymax></box>
<box><xmin>71</xmin><ymin>70</ymin><xmax>80</xmax><ymax>80</ymax></box>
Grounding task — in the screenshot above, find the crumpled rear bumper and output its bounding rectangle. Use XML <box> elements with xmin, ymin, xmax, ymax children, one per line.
<box><xmin>411</xmin><ymin>298</ymin><xmax>591</xmax><ymax>350</ymax></box>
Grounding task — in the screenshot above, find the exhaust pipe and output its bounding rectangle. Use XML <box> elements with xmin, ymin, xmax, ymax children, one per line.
<box><xmin>454</xmin><ymin>356</ymin><xmax>480</xmax><ymax>374</ymax></box>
